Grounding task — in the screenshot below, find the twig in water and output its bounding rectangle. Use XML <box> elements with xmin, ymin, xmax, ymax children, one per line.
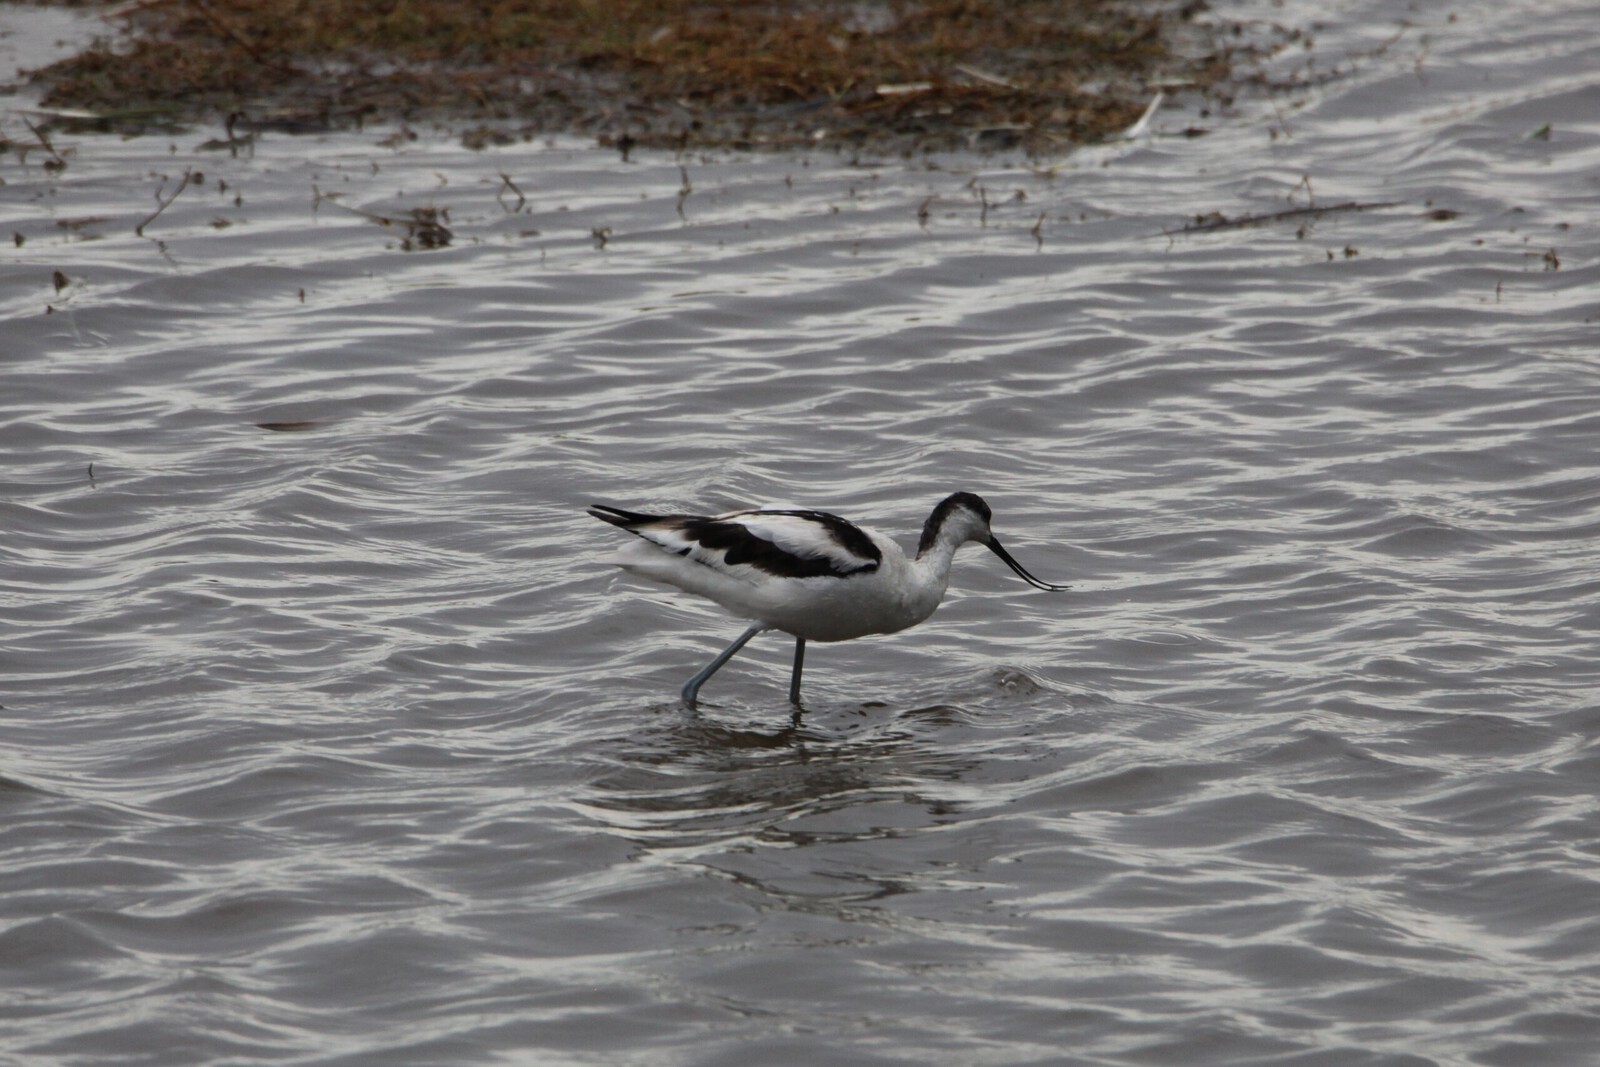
<box><xmin>222</xmin><ymin>111</ymin><xmax>257</xmax><ymax>158</ymax></box>
<box><xmin>1172</xmin><ymin>200</ymin><xmax>1399</xmax><ymax>236</ymax></box>
<box><xmin>310</xmin><ymin>188</ymin><xmax>452</xmax><ymax>250</ymax></box>
<box><xmin>22</xmin><ymin>120</ymin><xmax>67</xmax><ymax>171</ymax></box>
<box><xmin>497</xmin><ymin>172</ymin><xmax>527</xmax><ymax>212</ymax></box>
<box><xmin>136</xmin><ymin>169</ymin><xmax>194</xmax><ymax>235</ymax></box>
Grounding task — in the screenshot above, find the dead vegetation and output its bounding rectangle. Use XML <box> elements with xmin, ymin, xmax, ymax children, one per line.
<box><xmin>19</xmin><ymin>0</ymin><xmax>1245</xmax><ymax>151</ymax></box>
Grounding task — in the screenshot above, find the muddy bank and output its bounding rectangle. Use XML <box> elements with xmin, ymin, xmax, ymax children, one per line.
<box><xmin>13</xmin><ymin>0</ymin><xmax>1273</xmax><ymax>151</ymax></box>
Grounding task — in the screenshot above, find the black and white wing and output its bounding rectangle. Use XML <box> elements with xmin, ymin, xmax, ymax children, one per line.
<box><xmin>589</xmin><ymin>504</ymin><xmax>881</xmax><ymax>580</ymax></box>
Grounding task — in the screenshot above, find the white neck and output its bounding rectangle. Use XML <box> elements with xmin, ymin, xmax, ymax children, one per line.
<box><xmin>902</xmin><ymin>517</ymin><xmax>983</xmax><ymax>619</ymax></box>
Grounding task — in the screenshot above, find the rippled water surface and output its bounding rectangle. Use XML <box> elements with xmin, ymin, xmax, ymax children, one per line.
<box><xmin>4</xmin><ymin>1</ymin><xmax>1599</xmax><ymax>1063</ymax></box>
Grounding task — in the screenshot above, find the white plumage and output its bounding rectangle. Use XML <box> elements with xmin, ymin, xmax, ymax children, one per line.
<box><xmin>589</xmin><ymin>491</ymin><xmax>1068</xmax><ymax>704</ymax></box>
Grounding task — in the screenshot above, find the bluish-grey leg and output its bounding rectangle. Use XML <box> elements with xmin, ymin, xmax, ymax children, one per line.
<box><xmin>681</xmin><ymin>625</ymin><xmax>767</xmax><ymax>704</ymax></box>
<box><xmin>788</xmin><ymin>638</ymin><xmax>805</xmax><ymax>705</ymax></box>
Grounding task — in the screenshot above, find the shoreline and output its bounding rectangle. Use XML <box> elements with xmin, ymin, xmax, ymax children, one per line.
<box><xmin>7</xmin><ymin>0</ymin><xmax>1272</xmax><ymax>152</ymax></box>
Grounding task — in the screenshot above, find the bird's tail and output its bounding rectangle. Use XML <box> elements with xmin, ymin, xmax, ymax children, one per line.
<box><xmin>587</xmin><ymin>504</ymin><xmax>659</xmax><ymax>529</ymax></box>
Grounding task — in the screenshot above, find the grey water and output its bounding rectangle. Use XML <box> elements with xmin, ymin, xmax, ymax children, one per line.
<box><xmin>3</xmin><ymin>1</ymin><xmax>1599</xmax><ymax>1064</ymax></box>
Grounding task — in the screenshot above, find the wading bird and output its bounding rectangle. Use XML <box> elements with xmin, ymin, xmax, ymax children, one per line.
<box><xmin>588</xmin><ymin>492</ymin><xmax>1068</xmax><ymax>704</ymax></box>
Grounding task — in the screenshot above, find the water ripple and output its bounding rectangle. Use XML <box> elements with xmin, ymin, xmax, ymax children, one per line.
<box><xmin>4</xmin><ymin>0</ymin><xmax>1600</xmax><ymax>1063</ymax></box>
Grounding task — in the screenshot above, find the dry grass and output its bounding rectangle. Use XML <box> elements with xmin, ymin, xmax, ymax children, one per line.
<box><xmin>22</xmin><ymin>0</ymin><xmax>1239</xmax><ymax>150</ymax></box>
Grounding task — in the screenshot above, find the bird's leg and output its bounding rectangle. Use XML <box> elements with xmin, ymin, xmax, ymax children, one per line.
<box><xmin>681</xmin><ymin>625</ymin><xmax>767</xmax><ymax>704</ymax></box>
<box><xmin>788</xmin><ymin>637</ymin><xmax>806</xmax><ymax>705</ymax></box>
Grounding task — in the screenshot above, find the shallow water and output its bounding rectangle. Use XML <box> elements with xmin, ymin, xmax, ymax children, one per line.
<box><xmin>3</xmin><ymin>1</ymin><xmax>1599</xmax><ymax>1064</ymax></box>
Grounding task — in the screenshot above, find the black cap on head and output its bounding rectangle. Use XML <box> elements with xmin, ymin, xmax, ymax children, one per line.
<box><xmin>918</xmin><ymin>492</ymin><xmax>992</xmax><ymax>554</ymax></box>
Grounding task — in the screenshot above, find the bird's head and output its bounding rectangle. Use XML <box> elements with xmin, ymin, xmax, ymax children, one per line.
<box><xmin>921</xmin><ymin>492</ymin><xmax>1070</xmax><ymax>591</ymax></box>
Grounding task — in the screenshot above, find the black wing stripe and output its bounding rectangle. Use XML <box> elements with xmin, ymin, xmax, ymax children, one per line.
<box><xmin>763</xmin><ymin>510</ymin><xmax>884</xmax><ymax>567</ymax></box>
<box><xmin>678</xmin><ymin>517</ymin><xmax>878</xmax><ymax>579</ymax></box>
<box><xmin>590</xmin><ymin>503</ymin><xmax>882</xmax><ymax>580</ymax></box>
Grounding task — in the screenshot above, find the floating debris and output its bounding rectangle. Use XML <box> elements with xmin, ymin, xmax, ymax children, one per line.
<box><xmin>22</xmin><ymin>120</ymin><xmax>68</xmax><ymax>171</ymax></box>
<box><xmin>676</xmin><ymin>166</ymin><xmax>692</xmax><ymax>218</ymax></box>
<box><xmin>135</xmin><ymin>169</ymin><xmax>195</xmax><ymax>236</ymax></box>
<box><xmin>400</xmin><ymin>207</ymin><xmax>452</xmax><ymax>250</ymax></box>
<box><xmin>1104</xmin><ymin>91</ymin><xmax>1165</xmax><ymax>142</ymax></box>
<box><xmin>497</xmin><ymin>173</ymin><xmax>527</xmax><ymax>213</ymax></box>
<box><xmin>1175</xmin><ymin>200</ymin><xmax>1400</xmax><ymax>235</ymax></box>
<box><xmin>461</xmin><ymin>125</ymin><xmax>517</xmax><ymax>151</ymax></box>
<box><xmin>312</xmin><ymin>187</ymin><xmax>453</xmax><ymax>251</ymax></box>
